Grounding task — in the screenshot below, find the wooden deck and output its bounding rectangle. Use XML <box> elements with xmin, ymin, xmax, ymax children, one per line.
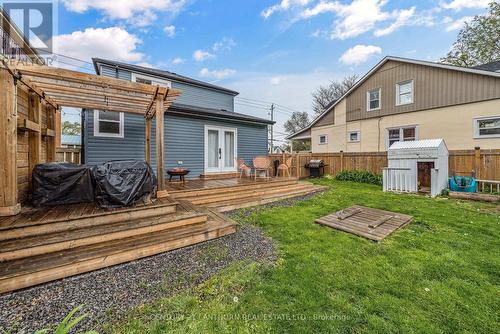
<box><xmin>315</xmin><ymin>205</ymin><xmax>413</xmax><ymax>242</ymax></box>
<box><xmin>0</xmin><ymin>198</ymin><xmax>236</xmax><ymax>294</ymax></box>
<box><xmin>0</xmin><ymin>177</ymin><xmax>327</xmax><ymax>294</ymax></box>
<box><xmin>165</xmin><ymin>177</ymin><xmax>298</xmax><ymax>193</ymax></box>
<box><xmin>167</xmin><ymin>177</ymin><xmax>328</xmax><ymax>212</ymax></box>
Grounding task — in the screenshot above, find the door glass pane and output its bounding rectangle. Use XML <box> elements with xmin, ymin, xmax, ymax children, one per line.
<box><xmin>208</xmin><ymin>130</ymin><xmax>219</xmax><ymax>168</ymax></box>
<box><xmin>224</xmin><ymin>131</ymin><xmax>235</xmax><ymax>168</ymax></box>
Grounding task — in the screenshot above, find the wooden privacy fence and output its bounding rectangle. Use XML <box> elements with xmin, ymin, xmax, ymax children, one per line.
<box><xmin>56</xmin><ymin>147</ymin><xmax>81</xmax><ymax>164</ymax></box>
<box><xmin>269</xmin><ymin>148</ymin><xmax>500</xmax><ymax>181</ymax></box>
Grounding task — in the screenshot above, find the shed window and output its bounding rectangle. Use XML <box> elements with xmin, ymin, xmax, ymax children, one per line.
<box><xmin>94</xmin><ymin>111</ymin><xmax>124</xmax><ymax>138</ymax></box>
<box><xmin>319</xmin><ymin>135</ymin><xmax>328</xmax><ymax>144</ymax></box>
<box><xmin>367</xmin><ymin>88</ymin><xmax>381</xmax><ymax>111</ymax></box>
<box><xmin>474</xmin><ymin>117</ymin><xmax>500</xmax><ymax>138</ymax></box>
<box><xmin>348</xmin><ymin>131</ymin><xmax>360</xmax><ymax>142</ymax></box>
<box><xmin>387</xmin><ymin>126</ymin><xmax>417</xmax><ymax>148</ymax></box>
<box><xmin>396</xmin><ymin>80</ymin><xmax>413</xmax><ymax>105</ymax></box>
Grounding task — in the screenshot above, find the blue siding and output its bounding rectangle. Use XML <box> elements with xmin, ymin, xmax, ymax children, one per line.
<box><xmin>99</xmin><ymin>65</ymin><xmax>234</xmax><ymax>111</ymax></box>
<box><xmin>84</xmin><ymin>111</ymin><xmax>268</xmax><ymax>178</ymax></box>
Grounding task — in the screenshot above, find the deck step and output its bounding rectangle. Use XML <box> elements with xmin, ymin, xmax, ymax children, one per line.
<box><xmin>187</xmin><ymin>183</ymin><xmax>317</xmax><ymax>205</ymax></box>
<box><xmin>213</xmin><ymin>185</ymin><xmax>328</xmax><ymax>212</ymax></box>
<box><xmin>170</xmin><ymin>179</ymin><xmax>299</xmax><ymax>198</ymax></box>
<box><xmin>0</xmin><ymin>212</ymin><xmax>208</xmax><ymax>261</ymax></box>
<box><xmin>0</xmin><ymin>217</ymin><xmax>236</xmax><ymax>294</ymax></box>
<box><xmin>0</xmin><ymin>200</ymin><xmax>178</xmax><ymax>241</ymax></box>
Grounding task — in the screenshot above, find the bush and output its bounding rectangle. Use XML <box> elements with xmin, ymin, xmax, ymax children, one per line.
<box><xmin>334</xmin><ymin>170</ymin><xmax>382</xmax><ymax>186</ymax></box>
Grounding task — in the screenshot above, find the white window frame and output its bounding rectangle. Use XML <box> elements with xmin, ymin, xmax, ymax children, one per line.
<box><xmin>93</xmin><ymin>110</ymin><xmax>124</xmax><ymax>138</ymax></box>
<box><xmin>318</xmin><ymin>134</ymin><xmax>328</xmax><ymax>145</ymax></box>
<box><xmin>395</xmin><ymin>79</ymin><xmax>414</xmax><ymax>106</ymax></box>
<box><xmin>348</xmin><ymin>131</ymin><xmax>360</xmax><ymax>142</ymax></box>
<box><xmin>473</xmin><ymin>116</ymin><xmax>500</xmax><ymax>139</ymax></box>
<box><xmin>366</xmin><ymin>88</ymin><xmax>381</xmax><ymax>111</ymax></box>
<box><xmin>131</xmin><ymin>72</ymin><xmax>172</xmax><ymax>88</ymax></box>
<box><xmin>386</xmin><ymin>125</ymin><xmax>419</xmax><ymax>149</ymax></box>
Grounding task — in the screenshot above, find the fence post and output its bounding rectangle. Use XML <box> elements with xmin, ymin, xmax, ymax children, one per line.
<box><xmin>340</xmin><ymin>150</ymin><xmax>344</xmax><ymax>171</ymax></box>
<box><xmin>474</xmin><ymin>147</ymin><xmax>481</xmax><ymax>179</ymax></box>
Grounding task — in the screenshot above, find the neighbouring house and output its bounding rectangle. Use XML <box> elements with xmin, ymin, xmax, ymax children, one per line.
<box><xmin>61</xmin><ymin>134</ymin><xmax>81</xmax><ymax>148</ymax></box>
<box><xmin>82</xmin><ymin>59</ymin><xmax>272</xmax><ymax>178</ymax></box>
<box><xmin>287</xmin><ymin>56</ymin><xmax>500</xmax><ymax>153</ymax></box>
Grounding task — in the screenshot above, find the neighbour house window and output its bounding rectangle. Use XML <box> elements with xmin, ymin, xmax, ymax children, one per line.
<box><xmin>474</xmin><ymin>116</ymin><xmax>500</xmax><ymax>138</ymax></box>
<box><xmin>367</xmin><ymin>88</ymin><xmax>381</xmax><ymax>111</ymax></box>
<box><xmin>94</xmin><ymin>110</ymin><xmax>124</xmax><ymax>138</ymax></box>
<box><xmin>396</xmin><ymin>80</ymin><xmax>413</xmax><ymax>105</ymax></box>
<box><xmin>319</xmin><ymin>135</ymin><xmax>328</xmax><ymax>144</ymax></box>
<box><xmin>387</xmin><ymin>126</ymin><xmax>417</xmax><ymax>148</ymax></box>
<box><xmin>348</xmin><ymin>131</ymin><xmax>360</xmax><ymax>142</ymax></box>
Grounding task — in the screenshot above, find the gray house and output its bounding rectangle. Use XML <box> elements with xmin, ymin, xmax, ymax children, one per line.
<box><xmin>82</xmin><ymin>59</ymin><xmax>272</xmax><ymax>178</ymax></box>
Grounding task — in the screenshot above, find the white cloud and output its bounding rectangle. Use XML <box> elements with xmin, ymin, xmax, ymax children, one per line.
<box><xmin>339</xmin><ymin>44</ymin><xmax>382</xmax><ymax>65</ymax></box>
<box><xmin>61</xmin><ymin>0</ymin><xmax>188</xmax><ymax>26</ymax></box>
<box><xmin>443</xmin><ymin>15</ymin><xmax>474</xmax><ymax>31</ymax></box>
<box><xmin>441</xmin><ymin>0</ymin><xmax>490</xmax><ymax>11</ymax></box>
<box><xmin>135</xmin><ymin>62</ymin><xmax>155</xmax><ymax>68</ymax></box>
<box><xmin>270</xmin><ymin>76</ymin><xmax>287</xmax><ymax>85</ymax></box>
<box><xmin>212</xmin><ymin>37</ymin><xmax>236</xmax><ymax>52</ymax></box>
<box><xmin>261</xmin><ymin>0</ymin><xmax>312</xmax><ymax>19</ymax></box>
<box><xmin>163</xmin><ymin>25</ymin><xmax>176</xmax><ymax>37</ymax></box>
<box><xmin>171</xmin><ymin>57</ymin><xmax>184</xmax><ymax>64</ymax></box>
<box><xmin>374</xmin><ymin>7</ymin><xmax>415</xmax><ymax>37</ymax></box>
<box><xmin>193</xmin><ymin>50</ymin><xmax>214</xmax><ymax>62</ymax></box>
<box><xmin>54</xmin><ymin>27</ymin><xmax>144</xmax><ymax>66</ymax></box>
<box><xmin>199</xmin><ymin>68</ymin><xmax>236</xmax><ymax>80</ymax></box>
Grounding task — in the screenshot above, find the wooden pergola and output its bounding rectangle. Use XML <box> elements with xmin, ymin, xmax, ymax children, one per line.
<box><xmin>0</xmin><ymin>62</ymin><xmax>181</xmax><ymax>216</ymax></box>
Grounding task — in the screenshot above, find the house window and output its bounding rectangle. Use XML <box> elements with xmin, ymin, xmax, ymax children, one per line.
<box><xmin>94</xmin><ymin>110</ymin><xmax>124</xmax><ymax>138</ymax></box>
<box><xmin>474</xmin><ymin>116</ymin><xmax>500</xmax><ymax>138</ymax></box>
<box><xmin>319</xmin><ymin>135</ymin><xmax>328</xmax><ymax>145</ymax></box>
<box><xmin>396</xmin><ymin>80</ymin><xmax>413</xmax><ymax>105</ymax></box>
<box><xmin>132</xmin><ymin>73</ymin><xmax>172</xmax><ymax>88</ymax></box>
<box><xmin>367</xmin><ymin>88</ymin><xmax>381</xmax><ymax>111</ymax></box>
<box><xmin>348</xmin><ymin>131</ymin><xmax>360</xmax><ymax>142</ymax></box>
<box><xmin>387</xmin><ymin>126</ymin><xmax>417</xmax><ymax>148</ymax></box>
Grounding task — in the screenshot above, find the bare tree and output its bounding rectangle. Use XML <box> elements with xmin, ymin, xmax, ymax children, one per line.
<box><xmin>311</xmin><ymin>74</ymin><xmax>359</xmax><ymax>115</ymax></box>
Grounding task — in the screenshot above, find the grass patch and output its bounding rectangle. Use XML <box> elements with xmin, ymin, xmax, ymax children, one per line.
<box><xmin>106</xmin><ymin>180</ymin><xmax>500</xmax><ymax>333</ymax></box>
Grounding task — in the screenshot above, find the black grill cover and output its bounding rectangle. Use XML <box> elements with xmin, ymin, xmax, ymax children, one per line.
<box><xmin>92</xmin><ymin>160</ymin><xmax>157</xmax><ymax>208</ymax></box>
<box><xmin>32</xmin><ymin>163</ymin><xmax>95</xmax><ymax>207</ymax></box>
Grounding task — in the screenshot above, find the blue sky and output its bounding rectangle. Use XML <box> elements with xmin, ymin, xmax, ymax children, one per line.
<box><xmin>36</xmin><ymin>0</ymin><xmax>492</xmax><ymax>139</ymax></box>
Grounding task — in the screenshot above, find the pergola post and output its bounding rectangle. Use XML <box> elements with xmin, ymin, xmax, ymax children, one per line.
<box><xmin>0</xmin><ymin>68</ymin><xmax>20</xmax><ymax>216</ymax></box>
<box><xmin>145</xmin><ymin>118</ymin><xmax>151</xmax><ymax>164</ymax></box>
<box><xmin>155</xmin><ymin>94</ymin><xmax>167</xmax><ymax>198</ymax></box>
<box><xmin>28</xmin><ymin>90</ymin><xmax>42</xmax><ymax>189</ymax></box>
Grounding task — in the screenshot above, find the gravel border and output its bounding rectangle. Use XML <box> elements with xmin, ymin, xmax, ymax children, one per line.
<box><xmin>0</xmin><ymin>225</ymin><xmax>276</xmax><ymax>333</ymax></box>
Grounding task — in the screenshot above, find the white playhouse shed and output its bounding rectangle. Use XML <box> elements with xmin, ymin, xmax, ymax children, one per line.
<box><xmin>383</xmin><ymin>139</ymin><xmax>449</xmax><ymax>197</ymax></box>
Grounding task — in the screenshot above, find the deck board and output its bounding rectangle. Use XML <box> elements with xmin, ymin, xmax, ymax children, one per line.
<box><xmin>316</xmin><ymin>205</ymin><xmax>413</xmax><ymax>242</ymax></box>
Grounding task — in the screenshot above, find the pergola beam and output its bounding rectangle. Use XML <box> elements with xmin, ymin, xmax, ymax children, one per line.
<box><xmin>155</xmin><ymin>93</ymin><xmax>167</xmax><ymax>198</ymax></box>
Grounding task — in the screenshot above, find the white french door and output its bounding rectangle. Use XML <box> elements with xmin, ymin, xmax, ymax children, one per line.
<box><xmin>204</xmin><ymin>126</ymin><xmax>237</xmax><ymax>173</ymax></box>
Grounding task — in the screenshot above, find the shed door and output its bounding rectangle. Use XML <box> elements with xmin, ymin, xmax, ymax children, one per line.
<box><xmin>417</xmin><ymin>162</ymin><xmax>434</xmax><ymax>190</ymax></box>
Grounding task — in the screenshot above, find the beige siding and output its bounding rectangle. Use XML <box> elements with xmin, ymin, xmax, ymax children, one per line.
<box><xmin>315</xmin><ymin>108</ymin><xmax>334</xmax><ymax>127</ymax></box>
<box><xmin>346</xmin><ymin>60</ymin><xmax>500</xmax><ymax>122</ymax></box>
<box><xmin>312</xmin><ymin>99</ymin><xmax>500</xmax><ymax>152</ymax></box>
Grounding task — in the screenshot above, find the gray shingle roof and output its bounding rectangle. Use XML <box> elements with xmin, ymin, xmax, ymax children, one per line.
<box><xmin>92</xmin><ymin>58</ymin><xmax>239</xmax><ymax>96</ymax></box>
<box><xmin>168</xmin><ymin>104</ymin><xmax>274</xmax><ymax>125</ymax></box>
<box><xmin>473</xmin><ymin>60</ymin><xmax>500</xmax><ymax>72</ymax></box>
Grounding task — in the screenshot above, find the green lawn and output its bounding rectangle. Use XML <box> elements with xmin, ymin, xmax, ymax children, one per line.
<box><xmin>106</xmin><ymin>180</ymin><xmax>500</xmax><ymax>333</ymax></box>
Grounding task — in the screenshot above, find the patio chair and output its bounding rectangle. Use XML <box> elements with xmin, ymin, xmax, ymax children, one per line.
<box><xmin>236</xmin><ymin>158</ymin><xmax>252</xmax><ymax>178</ymax></box>
<box><xmin>253</xmin><ymin>156</ymin><xmax>271</xmax><ymax>180</ymax></box>
<box><xmin>277</xmin><ymin>156</ymin><xmax>293</xmax><ymax>178</ymax></box>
